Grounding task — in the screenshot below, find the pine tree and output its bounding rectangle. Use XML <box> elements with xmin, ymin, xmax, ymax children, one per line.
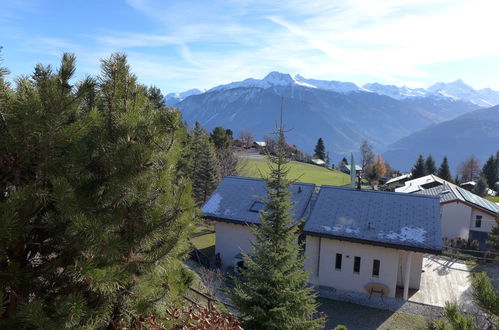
<box><xmin>425</xmin><ymin>155</ymin><xmax>437</xmax><ymax>175</ymax></box>
<box><xmin>411</xmin><ymin>154</ymin><xmax>427</xmax><ymax>179</ymax></box>
<box><xmin>211</xmin><ymin>126</ymin><xmax>232</xmax><ymax>150</ymax></box>
<box><xmin>482</xmin><ymin>154</ymin><xmax>498</xmax><ymax>192</ymax></box>
<box><xmin>470</xmin><ymin>272</ymin><xmax>499</xmax><ymax>318</ymax></box>
<box><xmin>0</xmin><ymin>53</ymin><xmax>197</xmax><ymax>328</ymax></box>
<box><xmin>473</xmin><ymin>175</ymin><xmax>489</xmax><ymax>197</ymax></box>
<box><xmin>192</xmin><ymin>134</ymin><xmax>219</xmax><ymax>204</ymax></box>
<box><xmin>314</xmin><ymin>137</ymin><xmax>326</xmax><ymax>161</ymax></box>
<box><xmin>486</xmin><ymin>214</ymin><xmax>499</xmax><ymax>251</ymax></box>
<box><xmin>230</xmin><ymin>118</ymin><xmax>325</xmax><ymax>330</ymax></box>
<box><xmin>438</xmin><ymin>156</ymin><xmax>453</xmax><ymax>182</ymax></box>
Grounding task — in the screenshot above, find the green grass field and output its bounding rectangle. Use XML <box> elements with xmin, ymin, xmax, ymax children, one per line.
<box><xmin>238</xmin><ymin>157</ymin><xmax>350</xmax><ymax>186</ymax></box>
<box><xmin>486</xmin><ymin>196</ymin><xmax>499</xmax><ymax>203</ymax></box>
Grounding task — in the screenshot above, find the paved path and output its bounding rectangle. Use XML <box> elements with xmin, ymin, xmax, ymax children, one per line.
<box><xmin>407</xmin><ymin>255</ymin><xmax>472</xmax><ymax>308</ymax></box>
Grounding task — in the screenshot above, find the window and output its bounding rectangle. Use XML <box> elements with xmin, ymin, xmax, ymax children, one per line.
<box><xmin>249</xmin><ymin>201</ymin><xmax>265</xmax><ymax>212</ymax></box>
<box><xmin>372</xmin><ymin>259</ymin><xmax>380</xmax><ymax>277</ymax></box>
<box><xmin>335</xmin><ymin>253</ymin><xmax>342</xmax><ymax>270</ymax></box>
<box><xmin>353</xmin><ymin>256</ymin><xmax>361</xmax><ymax>274</ymax></box>
<box><xmin>475</xmin><ymin>215</ymin><xmax>482</xmax><ymax>228</ymax></box>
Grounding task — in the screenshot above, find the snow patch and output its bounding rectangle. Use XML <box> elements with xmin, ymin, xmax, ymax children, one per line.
<box><xmin>202</xmin><ymin>193</ymin><xmax>222</xmax><ymax>214</ymax></box>
<box><xmin>385</xmin><ymin>226</ymin><xmax>426</xmax><ymax>243</ymax></box>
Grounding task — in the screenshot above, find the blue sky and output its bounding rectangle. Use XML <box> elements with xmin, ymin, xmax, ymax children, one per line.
<box><xmin>2</xmin><ymin>0</ymin><xmax>499</xmax><ymax>93</ymax></box>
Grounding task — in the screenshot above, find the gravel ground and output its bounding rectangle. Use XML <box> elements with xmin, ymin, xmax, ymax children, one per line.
<box><xmin>317</xmin><ymin>285</ymin><xmax>444</xmax><ymax>319</ymax></box>
<box><xmin>318</xmin><ymin>298</ymin><xmax>430</xmax><ymax>330</ymax></box>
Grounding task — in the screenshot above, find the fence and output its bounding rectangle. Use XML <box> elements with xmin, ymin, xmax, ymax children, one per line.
<box><xmin>442</xmin><ymin>246</ymin><xmax>499</xmax><ymax>263</ymax></box>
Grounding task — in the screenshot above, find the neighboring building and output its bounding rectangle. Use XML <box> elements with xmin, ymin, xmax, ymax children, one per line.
<box><xmin>460</xmin><ymin>181</ymin><xmax>497</xmax><ymax>197</ymax></box>
<box><xmin>311</xmin><ymin>158</ymin><xmax>326</xmax><ymax>166</ymax></box>
<box><xmin>252</xmin><ymin>141</ymin><xmax>267</xmax><ymax>148</ymax></box>
<box><xmin>201</xmin><ymin>176</ymin><xmax>442</xmax><ymax>300</ymax></box>
<box><xmin>340</xmin><ymin>164</ymin><xmax>362</xmax><ymax>175</ymax></box>
<box><xmin>395</xmin><ymin>174</ymin><xmax>448</xmax><ymax>194</ymax></box>
<box><xmin>303</xmin><ymin>187</ymin><xmax>441</xmax><ymax>299</ymax></box>
<box><xmin>201</xmin><ymin>176</ymin><xmax>314</xmax><ymax>267</ymax></box>
<box><xmin>416</xmin><ymin>184</ymin><xmax>499</xmax><ymax>249</ymax></box>
<box><xmin>384</xmin><ymin>173</ymin><xmax>412</xmax><ymax>191</ymax></box>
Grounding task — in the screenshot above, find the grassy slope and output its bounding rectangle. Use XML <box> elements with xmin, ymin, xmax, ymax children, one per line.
<box><xmin>238</xmin><ymin>158</ymin><xmax>350</xmax><ymax>186</ymax></box>
<box><xmin>486</xmin><ymin>196</ymin><xmax>499</xmax><ymax>203</ymax></box>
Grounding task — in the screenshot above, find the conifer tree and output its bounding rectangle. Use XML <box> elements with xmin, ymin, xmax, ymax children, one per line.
<box><xmin>425</xmin><ymin>155</ymin><xmax>437</xmax><ymax>175</ymax></box>
<box><xmin>0</xmin><ymin>53</ymin><xmax>197</xmax><ymax>328</ymax></box>
<box><xmin>486</xmin><ymin>215</ymin><xmax>499</xmax><ymax>251</ymax></box>
<box><xmin>314</xmin><ymin>137</ymin><xmax>326</xmax><ymax>161</ymax></box>
<box><xmin>411</xmin><ymin>154</ymin><xmax>427</xmax><ymax>179</ymax></box>
<box><xmin>192</xmin><ymin>134</ymin><xmax>218</xmax><ymax>204</ymax></box>
<box><xmin>482</xmin><ymin>154</ymin><xmax>498</xmax><ymax>192</ymax></box>
<box><xmin>473</xmin><ymin>175</ymin><xmax>489</xmax><ymax>197</ymax></box>
<box><xmin>230</xmin><ymin>117</ymin><xmax>325</xmax><ymax>330</ymax></box>
<box><xmin>438</xmin><ymin>156</ymin><xmax>453</xmax><ymax>182</ymax></box>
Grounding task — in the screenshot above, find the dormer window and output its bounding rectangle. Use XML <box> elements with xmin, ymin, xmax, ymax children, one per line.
<box><xmin>249</xmin><ymin>201</ymin><xmax>265</xmax><ymax>212</ymax></box>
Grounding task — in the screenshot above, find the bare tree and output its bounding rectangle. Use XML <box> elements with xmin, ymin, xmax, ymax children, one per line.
<box><xmin>199</xmin><ymin>267</ymin><xmax>224</xmax><ymax>298</ymax></box>
<box><xmin>458</xmin><ymin>155</ymin><xmax>481</xmax><ymax>182</ymax></box>
<box><xmin>360</xmin><ymin>140</ymin><xmax>375</xmax><ymax>178</ymax></box>
<box><xmin>238</xmin><ymin>130</ymin><xmax>254</xmax><ymax>149</ymax></box>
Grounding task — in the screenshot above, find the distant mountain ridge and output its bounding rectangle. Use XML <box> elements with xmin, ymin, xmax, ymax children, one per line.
<box><xmin>165</xmin><ymin>72</ymin><xmax>499</xmax><ymax>107</ymax></box>
<box><xmin>383</xmin><ymin>105</ymin><xmax>499</xmax><ymax>172</ymax></box>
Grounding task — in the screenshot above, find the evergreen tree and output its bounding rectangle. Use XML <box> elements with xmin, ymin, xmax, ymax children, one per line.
<box><xmin>411</xmin><ymin>154</ymin><xmax>427</xmax><ymax>179</ymax></box>
<box><xmin>482</xmin><ymin>154</ymin><xmax>498</xmax><ymax>192</ymax></box>
<box><xmin>473</xmin><ymin>175</ymin><xmax>489</xmax><ymax>197</ymax></box>
<box><xmin>211</xmin><ymin>126</ymin><xmax>232</xmax><ymax>149</ymax></box>
<box><xmin>438</xmin><ymin>156</ymin><xmax>453</xmax><ymax>182</ymax></box>
<box><xmin>425</xmin><ymin>154</ymin><xmax>437</xmax><ymax>175</ymax></box>
<box><xmin>314</xmin><ymin>137</ymin><xmax>326</xmax><ymax>161</ymax></box>
<box><xmin>192</xmin><ymin>134</ymin><xmax>219</xmax><ymax>204</ymax></box>
<box><xmin>486</xmin><ymin>214</ymin><xmax>499</xmax><ymax>251</ymax></box>
<box><xmin>231</xmin><ymin>121</ymin><xmax>325</xmax><ymax>329</ymax></box>
<box><xmin>470</xmin><ymin>272</ymin><xmax>499</xmax><ymax>318</ymax></box>
<box><xmin>0</xmin><ymin>53</ymin><xmax>197</xmax><ymax>328</ymax></box>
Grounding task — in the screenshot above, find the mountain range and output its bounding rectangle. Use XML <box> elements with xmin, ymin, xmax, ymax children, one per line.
<box><xmin>166</xmin><ymin>72</ymin><xmax>499</xmax><ymax>171</ymax></box>
<box><xmin>383</xmin><ymin>105</ymin><xmax>499</xmax><ymax>172</ymax></box>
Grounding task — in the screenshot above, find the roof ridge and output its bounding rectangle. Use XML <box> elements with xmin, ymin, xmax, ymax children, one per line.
<box><xmin>320</xmin><ymin>185</ymin><xmax>439</xmax><ymax>199</ymax></box>
<box><xmin>224</xmin><ymin>175</ymin><xmax>316</xmax><ymax>186</ymax></box>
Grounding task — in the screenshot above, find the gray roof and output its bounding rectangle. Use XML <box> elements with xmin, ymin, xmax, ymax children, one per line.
<box><xmin>303</xmin><ymin>186</ymin><xmax>442</xmax><ymax>253</ymax></box>
<box><xmin>416</xmin><ymin>184</ymin><xmax>499</xmax><ymax>215</ymax></box>
<box><xmin>201</xmin><ymin>176</ymin><xmax>315</xmax><ymax>224</ymax></box>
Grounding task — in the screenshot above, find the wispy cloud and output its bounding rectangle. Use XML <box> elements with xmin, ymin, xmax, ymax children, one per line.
<box><xmin>3</xmin><ymin>0</ymin><xmax>499</xmax><ymax>91</ymax></box>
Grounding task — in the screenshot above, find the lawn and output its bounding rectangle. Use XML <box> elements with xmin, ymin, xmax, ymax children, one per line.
<box><xmin>238</xmin><ymin>157</ymin><xmax>351</xmax><ymax>186</ymax></box>
<box><xmin>486</xmin><ymin>196</ymin><xmax>499</xmax><ymax>203</ymax></box>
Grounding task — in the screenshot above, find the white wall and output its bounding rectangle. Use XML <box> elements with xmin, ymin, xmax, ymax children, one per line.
<box><xmin>440</xmin><ymin>202</ymin><xmax>496</xmax><ymax>241</ymax></box>
<box><xmin>397</xmin><ymin>252</ymin><xmax>423</xmax><ymax>290</ymax></box>
<box><xmin>441</xmin><ymin>202</ymin><xmax>472</xmax><ymax>240</ymax></box>
<box><xmin>470</xmin><ymin>208</ymin><xmax>496</xmax><ymax>233</ymax></box>
<box><xmin>304</xmin><ymin>236</ymin><xmax>417</xmax><ymax>298</ymax></box>
<box><xmin>215</xmin><ymin>221</ymin><xmax>254</xmax><ymax>269</ymax></box>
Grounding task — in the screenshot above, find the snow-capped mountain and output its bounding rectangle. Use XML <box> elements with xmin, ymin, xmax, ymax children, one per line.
<box><xmin>427</xmin><ymin>80</ymin><xmax>498</xmax><ymax>107</ymax></box>
<box><xmin>165</xmin><ymin>88</ymin><xmax>205</xmax><ymax>106</ymax></box>
<box><xmin>166</xmin><ymin>72</ymin><xmax>499</xmax><ymax>108</ymax></box>
<box><xmin>363</xmin><ymin>83</ymin><xmax>428</xmax><ymax>100</ymax></box>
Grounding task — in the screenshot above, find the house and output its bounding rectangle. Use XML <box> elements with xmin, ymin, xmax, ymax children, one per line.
<box><xmin>303</xmin><ymin>187</ymin><xmax>441</xmax><ymax>299</ymax></box>
<box><xmin>311</xmin><ymin>158</ymin><xmax>326</xmax><ymax>166</ymax></box>
<box><xmin>384</xmin><ymin>173</ymin><xmax>412</xmax><ymax>191</ymax></box>
<box><xmin>395</xmin><ymin>174</ymin><xmax>447</xmax><ymax>194</ymax></box>
<box><xmin>340</xmin><ymin>164</ymin><xmax>362</xmax><ymax>175</ymax></box>
<box><xmin>415</xmin><ymin>183</ymin><xmax>499</xmax><ymax>249</ymax></box>
<box><xmin>201</xmin><ymin>176</ymin><xmax>314</xmax><ymax>267</ymax></box>
<box><xmin>201</xmin><ymin>176</ymin><xmax>442</xmax><ymax>300</ymax></box>
<box><xmin>460</xmin><ymin>181</ymin><xmax>497</xmax><ymax>197</ymax></box>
